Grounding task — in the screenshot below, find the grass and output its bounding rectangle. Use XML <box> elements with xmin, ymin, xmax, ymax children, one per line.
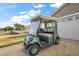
<box><xmin>0</xmin><ymin>33</ymin><xmax>9</xmax><ymax>36</ymax></box>
<box><xmin>0</xmin><ymin>36</ymin><xmax>25</xmax><ymax>47</ymax></box>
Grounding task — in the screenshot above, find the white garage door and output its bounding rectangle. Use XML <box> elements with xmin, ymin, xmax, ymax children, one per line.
<box><xmin>57</xmin><ymin>13</ymin><xmax>79</xmax><ymax>40</ymax></box>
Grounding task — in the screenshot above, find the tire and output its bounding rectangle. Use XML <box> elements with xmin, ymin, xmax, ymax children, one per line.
<box><xmin>55</xmin><ymin>37</ymin><xmax>60</xmax><ymax>44</ymax></box>
<box><xmin>28</xmin><ymin>44</ymin><xmax>39</xmax><ymax>56</ymax></box>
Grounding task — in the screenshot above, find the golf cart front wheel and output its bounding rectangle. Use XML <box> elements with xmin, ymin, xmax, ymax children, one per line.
<box><xmin>29</xmin><ymin>44</ymin><xmax>39</xmax><ymax>56</ymax></box>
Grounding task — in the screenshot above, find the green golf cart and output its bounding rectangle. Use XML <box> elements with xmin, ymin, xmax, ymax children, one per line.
<box><xmin>24</xmin><ymin>15</ymin><xmax>60</xmax><ymax>56</ymax></box>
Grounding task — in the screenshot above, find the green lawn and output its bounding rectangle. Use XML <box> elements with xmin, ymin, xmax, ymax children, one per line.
<box><xmin>0</xmin><ymin>36</ymin><xmax>25</xmax><ymax>47</ymax></box>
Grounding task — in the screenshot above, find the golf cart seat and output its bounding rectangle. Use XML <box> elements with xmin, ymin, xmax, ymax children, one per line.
<box><xmin>39</xmin><ymin>27</ymin><xmax>54</xmax><ymax>34</ymax></box>
<box><xmin>39</xmin><ymin>33</ymin><xmax>53</xmax><ymax>37</ymax></box>
<box><xmin>40</xmin><ymin>41</ymin><xmax>48</xmax><ymax>46</ymax></box>
<box><xmin>38</xmin><ymin>33</ymin><xmax>53</xmax><ymax>45</ymax></box>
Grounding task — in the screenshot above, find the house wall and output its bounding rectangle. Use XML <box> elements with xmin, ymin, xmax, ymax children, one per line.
<box><xmin>57</xmin><ymin>13</ymin><xmax>79</xmax><ymax>40</ymax></box>
<box><xmin>52</xmin><ymin>3</ymin><xmax>79</xmax><ymax>40</ymax></box>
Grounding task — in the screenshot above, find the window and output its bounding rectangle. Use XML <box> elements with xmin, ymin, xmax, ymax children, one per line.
<box><xmin>61</xmin><ymin>20</ymin><xmax>65</xmax><ymax>22</ymax></box>
<box><xmin>75</xmin><ymin>16</ymin><xmax>79</xmax><ymax>20</ymax></box>
<box><xmin>47</xmin><ymin>23</ymin><xmax>52</xmax><ymax>27</ymax></box>
<box><xmin>67</xmin><ymin>18</ymin><xmax>73</xmax><ymax>21</ymax></box>
<box><xmin>47</xmin><ymin>22</ymin><xmax>55</xmax><ymax>27</ymax></box>
<box><xmin>40</xmin><ymin>22</ymin><xmax>45</xmax><ymax>29</ymax></box>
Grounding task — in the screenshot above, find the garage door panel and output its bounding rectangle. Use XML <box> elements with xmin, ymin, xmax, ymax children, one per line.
<box><xmin>57</xmin><ymin>21</ymin><xmax>79</xmax><ymax>40</ymax></box>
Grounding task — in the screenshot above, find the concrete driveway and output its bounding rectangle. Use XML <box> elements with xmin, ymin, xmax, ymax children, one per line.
<box><xmin>38</xmin><ymin>39</ymin><xmax>79</xmax><ymax>56</ymax></box>
<box><xmin>0</xmin><ymin>38</ymin><xmax>79</xmax><ymax>56</ymax></box>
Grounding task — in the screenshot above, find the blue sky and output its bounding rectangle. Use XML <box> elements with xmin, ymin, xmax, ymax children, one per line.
<box><xmin>0</xmin><ymin>3</ymin><xmax>63</xmax><ymax>28</ymax></box>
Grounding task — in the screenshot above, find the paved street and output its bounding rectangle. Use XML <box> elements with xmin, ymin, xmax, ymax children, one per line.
<box><xmin>0</xmin><ymin>39</ymin><xmax>79</xmax><ymax>56</ymax></box>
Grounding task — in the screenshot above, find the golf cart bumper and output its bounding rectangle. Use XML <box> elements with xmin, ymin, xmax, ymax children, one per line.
<box><xmin>24</xmin><ymin>42</ymin><xmax>29</xmax><ymax>49</ymax></box>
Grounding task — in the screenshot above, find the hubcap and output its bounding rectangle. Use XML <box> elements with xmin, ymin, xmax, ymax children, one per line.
<box><xmin>31</xmin><ymin>47</ymin><xmax>38</xmax><ymax>54</ymax></box>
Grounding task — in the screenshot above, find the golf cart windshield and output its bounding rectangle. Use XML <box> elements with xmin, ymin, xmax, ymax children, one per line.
<box><xmin>29</xmin><ymin>20</ymin><xmax>40</xmax><ymax>35</ymax></box>
<box><xmin>40</xmin><ymin>21</ymin><xmax>56</xmax><ymax>32</ymax></box>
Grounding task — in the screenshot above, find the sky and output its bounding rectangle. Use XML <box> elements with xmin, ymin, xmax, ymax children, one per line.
<box><xmin>0</xmin><ymin>3</ymin><xmax>63</xmax><ymax>28</ymax></box>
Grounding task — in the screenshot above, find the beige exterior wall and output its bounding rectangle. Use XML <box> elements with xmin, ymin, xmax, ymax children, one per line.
<box><xmin>52</xmin><ymin>3</ymin><xmax>79</xmax><ymax>40</ymax></box>
<box><xmin>57</xmin><ymin>14</ymin><xmax>79</xmax><ymax>40</ymax></box>
<box><xmin>52</xmin><ymin>3</ymin><xmax>79</xmax><ymax>18</ymax></box>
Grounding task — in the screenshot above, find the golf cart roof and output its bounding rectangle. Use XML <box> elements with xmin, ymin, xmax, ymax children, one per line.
<box><xmin>31</xmin><ymin>15</ymin><xmax>57</xmax><ymax>22</ymax></box>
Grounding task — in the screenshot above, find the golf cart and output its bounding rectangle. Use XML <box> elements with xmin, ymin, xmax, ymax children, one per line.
<box><xmin>24</xmin><ymin>15</ymin><xmax>60</xmax><ymax>56</ymax></box>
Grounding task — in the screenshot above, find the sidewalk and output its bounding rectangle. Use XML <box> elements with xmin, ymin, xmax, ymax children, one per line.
<box><xmin>0</xmin><ymin>34</ymin><xmax>26</xmax><ymax>38</ymax></box>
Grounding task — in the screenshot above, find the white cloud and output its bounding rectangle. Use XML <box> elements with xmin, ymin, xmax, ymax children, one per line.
<box><xmin>11</xmin><ymin>9</ymin><xmax>41</xmax><ymax>24</ymax></box>
<box><xmin>19</xmin><ymin>11</ymin><xmax>26</xmax><ymax>15</ymax></box>
<box><xmin>50</xmin><ymin>3</ymin><xmax>63</xmax><ymax>8</ymax></box>
<box><xmin>0</xmin><ymin>9</ymin><xmax>41</xmax><ymax>28</ymax></box>
<box><xmin>0</xmin><ymin>21</ymin><xmax>13</xmax><ymax>28</ymax></box>
<box><xmin>32</xmin><ymin>4</ymin><xmax>45</xmax><ymax>8</ymax></box>
<box><xmin>28</xmin><ymin>9</ymin><xmax>41</xmax><ymax>16</ymax></box>
<box><xmin>10</xmin><ymin>15</ymin><xmax>30</xmax><ymax>24</ymax></box>
<box><xmin>26</xmin><ymin>22</ymin><xmax>31</xmax><ymax>25</ymax></box>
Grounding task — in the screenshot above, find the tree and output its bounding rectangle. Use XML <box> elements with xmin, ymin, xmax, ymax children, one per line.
<box><xmin>14</xmin><ymin>23</ymin><xmax>26</xmax><ymax>31</ymax></box>
<box><xmin>3</xmin><ymin>26</ymin><xmax>14</xmax><ymax>31</ymax></box>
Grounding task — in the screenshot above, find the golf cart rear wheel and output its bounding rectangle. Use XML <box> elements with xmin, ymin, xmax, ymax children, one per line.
<box><xmin>29</xmin><ymin>44</ymin><xmax>39</xmax><ymax>56</ymax></box>
<box><xmin>55</xmin><ymin>37</ymin><xmax>60</xmax><ymax>44</ymax></box>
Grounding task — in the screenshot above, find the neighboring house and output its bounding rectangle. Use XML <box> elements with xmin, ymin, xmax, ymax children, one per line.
<box><xmin>51</xmin><ymin>3</ymin><xmax>79</xmax><ymax>40</ymax></box>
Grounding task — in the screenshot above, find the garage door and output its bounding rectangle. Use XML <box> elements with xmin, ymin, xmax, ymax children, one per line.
<box><xmin>57</xmin><ymin>13</ymin><xmax>79</xmax><ymax>40</ymax></box>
